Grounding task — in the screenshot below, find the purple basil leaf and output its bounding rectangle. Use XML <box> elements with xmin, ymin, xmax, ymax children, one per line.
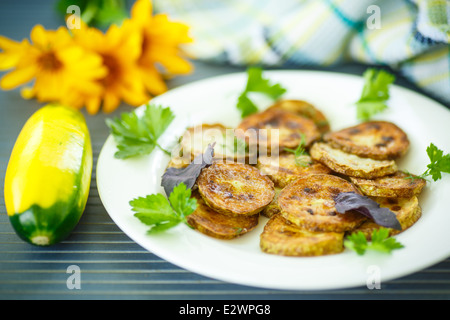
<box><xmin>334</xmin><ymin>192</ymin><xmax>402</xmax><ymax>230</ymax></box>
<box><xmin>161</xmin><ymin>143</ymin><xmax>215</xmax><ymax>196</ymax></box>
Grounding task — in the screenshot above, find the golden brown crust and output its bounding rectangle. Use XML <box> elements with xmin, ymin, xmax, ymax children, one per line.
<box><xmin>260</xmin><ymin>214</ymin><xmax>344</xmax><ymax>256</ymax></box>
<box><xmin>324</xmin><ymin>121</ymin><xmax>410</xmax><ymax>160</ymax></box>
<box><xmin>187</xmin><ymin>191</ymin><xmax>259</xmax><ymax>239</ymax></box>
<box><xmin>267</xmin><ymin>99</ymin><xmax>330</xmax><ymax>134</ymax></box>
<box><xmin>197</xmin><ymin>162</ymin><xmax>275</xmax><ymax>216</ymax></box>
<box><xmin>350</xmin><ymin>171</ymin><xmax>426</xmax><ymax>198</ymax></box>
<box><xmin>256</xmin><ymin>152</ymin><xmax>331</xmax><ymax>188</ymax></box>
<box><xmin>179</xmin><ymin>123</ymin><xmax>249</xmax><ymax>162</ymax></box>
<box><xmin>309</xmin><ymin>142</ymin><xmax>398</xmax><ymax>179</ymax></box>
<box><xmin>236</xmin><ymin>108</ymin><xmax>321</xmax><ymax>152</ymax></box>
<box><xmin>347</xmin><ymin>196</ymin><xmax>422</xmax><ymax>239</ymax></box>
<box><xmin>278</xmin><ymin>174</ymin><xmax>367</xmax><ymax>232</ymax></box>
<box><xmin>261</xmin><ymin>187</ymin><xmax>282</xmax><ymax>218</ymax></box>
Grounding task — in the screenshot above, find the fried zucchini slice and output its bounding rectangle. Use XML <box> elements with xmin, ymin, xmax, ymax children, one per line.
<box><xmin>256</xmin><ymin>152</ymin><xmax>331</xmax><ymax>188</ymax></box>
<box><xmin>350</xmin><ymin>171</ymin><xmax>426</xmax><ymax>198</ymax></box>
<box><xmin>278</xmin><ymin>174</ymin><xmax>367</xmax><ymax>232</ymax></box>
<box><xmin>260</xmin><ymin>214</ymin><xmax>344</xmax><ymax>256</ymax></box>
<box><xmin>267</xmin><ymin>99</ymin><xmax>330</xmax><ymax>134</ymax></box>
<box><xmin>310</xmin><ymin>142</ymin><xmax>398</xmax><ymax>179</ymax></box>
<box><xmin>236</xmin><ymin>108</ymin><xmax>321</xmax><ymax>151</ymax></box>
<box><xmin>186</xmin><ymin>191</ymin><xmax>259</xmax><ymax>239</ymax></box>
<box><xmin>179</xmin><ymin>123</ymin><xmax>248</xmax><ymax>162</ymax></box>
<box><xmin>348</xmin><ymin>196</ymin><xmax>422</xmax><ymax>239</ymax></box>
<box><xmin>197</xmin><ymin>162</ymin><xmax>275</xmax><ymax>216</ymax></box>
<box><xmin>324</xmin><ymin>121</ymin><xmax>410</xmax><ymax>160</ymax></box>
<box><xmin>166</xmin><ymin>154</ymin><xmax>191</xmax><ymax>169</ymax></box>
<box><xmin>261</xmin><ymin>187</ymin><xmax>282</xmax><ymax>218</ymax></box>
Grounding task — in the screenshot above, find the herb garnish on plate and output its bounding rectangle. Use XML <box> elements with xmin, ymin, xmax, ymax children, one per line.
<box><xmin>345</xmin><ymin>228</ymin><xmax>404</xmax><ymax>255</ymax></box>
<box><xmin>237</xmin><ymin>67</ymin><xmax>286</xmax><ymax>118</ymax></box>
<box><xmin>407</xmin><ymin>143</ymin><xmax>450</xmax><ymax>181</ymax></box>
<box><xmin>106</xmin><ymin>103</ymin><xmax>175</xmax><ymax>159</ymax></box>
<box><xmin>355</xmin><ymin>68</ymin><xmax>395</xmax><ymax>121</ymax></box>
<box><xmin>130</xmin><ymin>183</ymin><xmax>197</xmax><ymax>234</ymax></box>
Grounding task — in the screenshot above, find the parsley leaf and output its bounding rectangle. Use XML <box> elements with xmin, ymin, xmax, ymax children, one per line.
<box><xmin>426</xmin><ymin>143</ymin><xmax>450</xmax><ymax>181</ymax></box>
<box><xmin>344</xmin><ymin>228</ymin><xmax>404</xmax><ymax>255</ymax></box>
<box><xmin>244</xmin><ymin>67</ymin><xmax>287</xmax><ymax>99</ymax></box>
<box><xmin>284</xmin><ymin>134</ymin><xmax>311</xmax><ymax>167</ymax></box>
<box><xmin>237</xmin><ymin>67</ymin><xmax>287</xmax><ymax>118</ymax></box>
<box><xmin>356</xmin><ymin>68</ymin><xmax>395</xmax><ymax>121</ymax></box>
<box><xmin>130</xmin><ymin>183</ymin><xmax>197</xmax><ymax>234</ymax></box>
<box><xmin>411</xmin><ymin>143</ymin><xmax>450</xmax><ymax>181</ymax></box>
<box><xmin>106</xmin><ymin>103</ymin><xmax>175</xmax><ymax>159</ymax></box>
<box><xmin>237</xmin><ymin>93</ymin><xmax>259</xmax><ymax>118</ymax></box>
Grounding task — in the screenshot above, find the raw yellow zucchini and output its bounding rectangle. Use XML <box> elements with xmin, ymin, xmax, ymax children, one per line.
<box><xmin>4</xmin><ymin>104</ymin><xmax>92</xmax><ymax>246</ymax></box>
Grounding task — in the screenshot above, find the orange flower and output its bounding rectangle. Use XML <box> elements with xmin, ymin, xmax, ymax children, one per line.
<box><xmin>129</xmin><ymin>0</ymin><xmax>193</xmax><ymax>95</ymax></box>
<box><xmin>72</xmin><ymin>21</ymin><xmax>150</xmax><ymax>114</ymax></box>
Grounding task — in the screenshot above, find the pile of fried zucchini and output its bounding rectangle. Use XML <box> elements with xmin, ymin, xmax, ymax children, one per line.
<box><xmin>168</xmin><ymin>100</ymin><xmax>426</xmax><ymax>256</ymax></box>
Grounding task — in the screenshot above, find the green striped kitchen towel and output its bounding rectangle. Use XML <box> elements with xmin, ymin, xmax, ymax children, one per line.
<box><xmin>154</xmin><ymin>0</ymin><xmax>449</xmax><ymax>105</ymax></box>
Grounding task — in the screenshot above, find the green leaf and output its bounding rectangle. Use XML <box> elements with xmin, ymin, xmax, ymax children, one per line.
<box><xmin>168</xmin><ymin>183</ymin><xmax>197</xmax><ymax>219</ymax></box>
<box><xmin>131</xmin><ymin>194</ymin><xmax>176</xmax><ymax>225</ymax></box>
<box><xmin>370</xmin><ymin>228</ymin><xmax>404</xmax><ymax>253</ymax></box>
<box><xmin>245</xmin><ymin>67</ymin><xmax>286</xmax><ymax>99</ymax></box>
<box><xmin>237</xmin><ymin>67</ymin><xmax>287</xmax><ymax>118</ymax></box>
<box><xmin>426</xmin><ymin>143</ymin><xmax>443</xmax><ymax>163</ymax></box>
<box><xmin>129</xmin><ymin>183</ymin><xmax>197</xmax><ymax>234</ymax></box>
<box><xmin>344</xmin><ymin>232</ymin><xmax>368</xmax><ymax>255</ymax></box>
<box><xmin>344</xmin><ymin>228</ymin><xmax>404</xmax><ymax>255</ymax></box>
<box><xmin>283</xmin><ymin>134</ymin><xmax>311</xmax><ymax>167</ymax></box>
<box><xmin>112</xmin><ymin>140</ymin><xmax>156</xmax><ymax>159</ymax></box>
<box><xmin>143</xmin><ymin>104</ymin><xmax>176</xmax><ymax>142</ymax></box>
<box><xmin>411</xmin><ymin>143</ymin><xmax>450</xmax><ymax>182</ymax></box>
<box><xmin>106</xmin><ymin>104</ymin><xmax>175</xmax><ymax>159</ymax></box>
<box><xmin>93</xmin><ymin>0</ymin><xmax>128</xmax><ymax>28</ymax></box>
<box><xmin>237</xmin><ymin>93</ymin><xmax>259</xmax><ymax>118</ymax></box>
<box><xmin>56</xmin><ymin>0</ymin><xmax>128</xmax><ymax>28</ymax></box>
<box><xmin>355</xmin><ymin>68</ymin><xmax>395</xmax><ymax>121</ymax></box>
<box><xmin>355</xmin><ymin>101</ymin><xmax>388</xmax><ymax>122</ymax></box>
<box><xmin>131</xmin><ymin>194</ymin><xmax>181</xmax><ymax>234</ymax></box>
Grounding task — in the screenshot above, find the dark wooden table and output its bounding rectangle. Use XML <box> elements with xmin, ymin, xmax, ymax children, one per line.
<box><xmin>1</xmin><ymin>1</ymin><xmax>449</xmax><ymax>300</ymax></box>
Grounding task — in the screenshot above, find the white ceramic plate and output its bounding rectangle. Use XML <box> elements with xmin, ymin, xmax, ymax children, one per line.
<box><xmin>96</xmin><ymin>70</ymin><xmax>450</xmax><ymax>290</ymax></box>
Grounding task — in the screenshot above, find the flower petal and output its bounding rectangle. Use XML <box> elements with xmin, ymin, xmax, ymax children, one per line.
<box><xmin>30</xmin><ymin>25</ymin><xmax>49</xmax><ymax>48</ymax></box>
<box><xmin>131</xmin><ymin>0</ymin><xmax>152</xmax><ymax>27</ymax></box>
<box><xmin>0</xmin><ymin>64</ymin><xmax>37</xmax><ymax>89</ymax></box>
<box><xmin>103</xmin><ymin>90</ymin><xmax>121</xmax><ymax>113</ymax></box>
<box><xmin>139</xmin><ymin>67</ymin><xmax>168</xmax><ymax>95</ymax></box>
<box><xmin>20</xmin><ymin>86</ymin><xmax>36</xmax><ymax>100</ymax></box>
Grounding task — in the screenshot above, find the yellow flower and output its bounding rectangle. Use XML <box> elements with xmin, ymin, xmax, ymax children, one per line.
<box><xmin>72</xmin><ymin>21</ymin><xmax>150</xmax><ymax>114</ymax></box>
<box><xmin>0</xmin><ymin>25</ymin><xmax>107</xmax><ymax>108</ymax></box>
<box><xmin>0</xmin><ymin>0</ymin><xmax>194</xmax><ymax>115</ymax></box>
<box><xmin>129</xmin><ymin>0</ymin><xmax>193</xmax><ymax>95</ymax></box>
<box><xmin>0</xmin><ymin>36</ymin><xmax>30</xmax><ymax>72</ymax></box>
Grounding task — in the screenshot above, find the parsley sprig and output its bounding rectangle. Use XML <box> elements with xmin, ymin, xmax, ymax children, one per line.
<box><xmin>237</xmin><ymin>67</ymin><xmax>286</xmax><ymax>118</ymax></box>
<box><xmin>345</xmin><ymin>228</ymin><xmax>404</xmax><ymax>255</ymax></box>
<box><xmin>356</xmin><ymin>68</ymin><xmax>395</xmax><ymax>121</ymax></box>
<box><xmin>283</xmin><ymin>134</ymin><xmax>311</xmax><ymax>167</ymax></box>
<box><xmin>106</xmin><ymin>103</ymin><xmax>175</xmax><ymax>159</ymax></box>
<box><xmin>130</xmin><ymin>183</ymin><xmax>197</xmax><ymax>234</ymax></box>
<box><xmin>408</xmin><ymin>143</ymin><xmax>450</xmax><ymax>181</ymax></box>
